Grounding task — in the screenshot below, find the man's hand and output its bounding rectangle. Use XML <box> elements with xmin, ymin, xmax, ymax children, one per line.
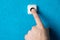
<box><xmin>25</xmin><ymin>8</ymin><xmax>49</xmax><ymax>40</ymax></box>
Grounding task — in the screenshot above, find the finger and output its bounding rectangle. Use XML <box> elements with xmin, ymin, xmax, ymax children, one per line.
<box><xmin>31</xmin><ymin>9</ymin><xmax>37</xmax><ymax>15</ymax></box>
<box><xmin>30</xmin><ymin>7</ymin><xmax>37</xmax><ymax>13</ymax></box>
<box><xmin>32</xmin><ymin>12</ymin><xmax>44</xmax><ymax>29</ymax></box>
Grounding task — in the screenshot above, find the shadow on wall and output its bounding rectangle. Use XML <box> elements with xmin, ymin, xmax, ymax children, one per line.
<box><xmin>49</xmin><ymin>28</ymin><xmax>59</xmax><ymax>40</ymax></box>
<box><xmin>37</xmin><ymin>6</ymin><xmax>59</xmax><ymax>40</ymax></box>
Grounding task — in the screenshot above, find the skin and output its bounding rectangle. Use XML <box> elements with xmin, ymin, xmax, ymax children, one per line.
<box><xmin>25</xmin><ymin>9</ymin><xmax>50</xmax><ymax>40</ymax></box>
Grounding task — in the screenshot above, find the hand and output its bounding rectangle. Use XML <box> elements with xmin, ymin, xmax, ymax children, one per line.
<box><xmin>25</xmin><ymin>26</ymin><xmax>49</xmax><ymax>40</ymax></box>
<box><xmin>25</xmin><ymin>9</ymin><xmax>49</xmax><ymax>40</ymax></box>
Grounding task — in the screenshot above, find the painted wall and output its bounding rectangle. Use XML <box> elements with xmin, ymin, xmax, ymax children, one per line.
<box><xmin>0</xmin><ymin>0</ymin><xmax>60</xmax><ymax>40</ymax></box>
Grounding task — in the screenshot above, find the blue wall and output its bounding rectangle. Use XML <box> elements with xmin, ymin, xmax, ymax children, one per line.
<box><xmin>0</xmin><ymin>0</ymin><xmax>60</xmax><ymax>40</ymax></box>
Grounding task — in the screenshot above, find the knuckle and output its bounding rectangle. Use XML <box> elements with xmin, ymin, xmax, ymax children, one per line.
<box><xmin>32</xmin><ymin>26</ymin><xmax>37</xmax><ymax>31</ymax></box>
<box><xmin>25</xmin><ymin>34</ymin><xmax>27</xmax><ymax>39</ymax></box>
<box><xmin>28</xmin><ymin>30</ymin><xmax>31</xmax><ymax>34</ymax></box>
<box><xmin>32</xmin><ymin>26</ymin><xmax>36</xmax><ymax>29</ymax></box>
<box><xmin>25</xmin><ymin>31</ymin><xmax>31</xmax><ymax>39</ymax></box>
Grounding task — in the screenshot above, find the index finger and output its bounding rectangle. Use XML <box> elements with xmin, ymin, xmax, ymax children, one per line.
<box><xmin>31</xmin><ymin>9</ymin><xmax>44</xmax><ymax>29</ymax></box>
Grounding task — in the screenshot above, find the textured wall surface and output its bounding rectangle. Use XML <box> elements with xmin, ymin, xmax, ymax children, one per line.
<box><xmin>0</xmin><ymin>0</ymin><xmax>60</xmax><ymax>40</ymax></box>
